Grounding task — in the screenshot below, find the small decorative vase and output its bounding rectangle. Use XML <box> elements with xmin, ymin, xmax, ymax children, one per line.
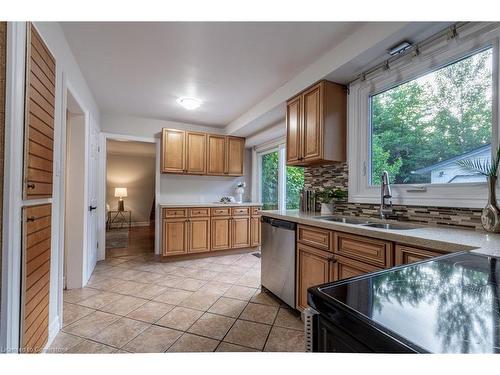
<box><xmin>481</xmin><ymin>176</ymin><xmax>500</xmax><ymax>233</ymax></box>
<box><xmin>320</xmin><ymin>203</ymin><xmax>335</xmax><ymax>215</ymax></box>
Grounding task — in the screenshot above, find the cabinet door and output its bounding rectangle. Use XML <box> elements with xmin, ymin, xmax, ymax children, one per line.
<box><xmin>332</xmin><ymin>255</ymin><xmax>382</xmax><ymax>282</ymax></box>
<box><xmin>232</xmin><ymin>216</ymin><xmax>250</xmax><ymax>248</ymax></box>
<box><xmin>188</xmin><ymin>217</ymin><xmax>210</xmax><ymax>253</ymax></box>
<box><xmin>250</xmin><ymin>216</ymin><xmax>261</xmax><ymax>247</ymax></box>
<box><xmin>186</xmin><ymin>131</ymin><xmax>207</xmax><ymax>174</ymax></box>
<box><xmin>296</xmin><ymin>243</ymin><xmax>332</xmax><ymax>310</ymax></box>
<box><xmin>24</xmin><ymin>23</ymin><xmax>56</xmax><ymax>199</ymax></box>
<box><xmin>395</xmin><ymin>245</ymin><xmax>442</xmax><ymax>265</ymax></box>
<box><xmin>286</xmin><ymin>95</ymin><xmax>302</xmax><ymax>165</ymax></box>
<box><xmin>302</xmin><ymin>83</ymin><xmax>323</xmax><ymax>163</ymax></box>
<box><xmin>226</xmin><ymin>136</ymin><xmax>244</xmax><ymax>176</ymax></box>
<box><xmin>207</xmin><ymin>134</ymin><xmax>226</xmax><ymax>175</ymax></box>
<box><xmin>211</xmin><ymin>217</ymin><xmax>231</xmax><ymax>250</ymax></box>
<box><xmin>163</xmin><ymin>218</ymin><xmax>188</xmax><ymax>256</ymax></box>
<box><xmin>161</xmin><ymin>129</ymin><xmax>185</xmax><ymax>173</ymax></box>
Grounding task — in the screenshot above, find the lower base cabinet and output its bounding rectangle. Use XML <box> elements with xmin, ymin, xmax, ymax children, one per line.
<box><xmin>232</xmin><ymin>216</ymin><xmax>250</xmax><ymax>248</ymax></box>
<box><xmin>332</xmin><ymin>255</ymin><xmax>382</xmax><ymax>280</ymax></box>
<box><xmin>188</xmin><ymin>217</ymin><xmax>210</xmax><ymax>253</ymax></box>
<box><xmin>250</xmin><ymin>216</ymin><xmax>261</xmax><ymax>246</ymax></box>
<box><xmin>395</xmin><ymin>244</ymin><xmax>444</xmax><ymax>265</ymax></box>
<box><xmin>296</xmin><ymin>243</ymin><xmax>334</xmax><ymax>310</ymax></box>
<box><xmin>211</xmin><ymin>216</ymin><xmax>232</xmax><ymax>250</ymax></box>
<box><xmin>163</xmin><ymin>218</ymin><xmax>188</xmax><ymax>256</ymax></box>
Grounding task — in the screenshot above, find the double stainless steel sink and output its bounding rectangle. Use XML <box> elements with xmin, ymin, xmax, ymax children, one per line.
<box><xmin>312</xmin><ymin>215</ymin><xmax>418</xmax><ymax>230</ymax></box>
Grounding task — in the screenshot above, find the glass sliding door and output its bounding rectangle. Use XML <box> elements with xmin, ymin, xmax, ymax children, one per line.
<box><xmin>260</xmin><ymin>150</ymin><xmax>279</xmax><ymax>210</ymax></box>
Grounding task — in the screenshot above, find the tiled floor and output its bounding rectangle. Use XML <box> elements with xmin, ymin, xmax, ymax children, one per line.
<box><xmin>49</xmin><ymin>246</ymin><xmax>305</xmax><ymax>353</ymax></box>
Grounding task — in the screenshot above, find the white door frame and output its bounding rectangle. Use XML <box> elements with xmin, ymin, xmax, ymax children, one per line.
<box><xmin>98</xmin><ymin>132</ymin><xmax>160</xmax><ymax>260</ymax></box>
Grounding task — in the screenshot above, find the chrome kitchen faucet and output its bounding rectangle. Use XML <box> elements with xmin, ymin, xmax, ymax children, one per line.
<box><xmin>379</xmin><ymin>171</ymin><xmax>393</xmax><ymax>219</ymax></box>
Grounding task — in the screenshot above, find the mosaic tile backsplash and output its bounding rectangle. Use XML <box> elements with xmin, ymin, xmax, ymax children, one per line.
<box><xmin>304</xmin><ymin>163</ymin><xmax>483</xmax><ymax>230</ymax></box>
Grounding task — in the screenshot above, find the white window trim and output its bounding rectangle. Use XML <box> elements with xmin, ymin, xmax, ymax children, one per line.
<box><xmin>348</xmin><ymin>23</ymin><xmax>500</xmax><ymax>208</ymax></box>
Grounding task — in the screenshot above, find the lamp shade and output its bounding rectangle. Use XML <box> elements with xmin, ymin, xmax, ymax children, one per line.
<box><xmin>114</xmin><ymin>187</ymin><xmax>128</xmax><ymax>198</ymax></box>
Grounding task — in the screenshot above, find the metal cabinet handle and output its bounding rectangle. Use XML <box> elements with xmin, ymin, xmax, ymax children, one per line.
<box><xmin>89</xmin><ymin>206</ymin><xmax>97</xmax><ymax>211</ymax></box>
<box><xmin>27</xmin><ymin>183</ymin><xmax>36</xmax><ymax>189</ymax></box>
<box><xmin>26</xmin><ymin>216</ymin><xmax>36</xmax><ymax>222</ymax></box>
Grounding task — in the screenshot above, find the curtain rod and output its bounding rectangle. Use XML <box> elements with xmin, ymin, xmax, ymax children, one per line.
<box><xmin>348</xmin><ymin>22</ymin><xmax>470</xmax><ymax>86</ymax></box>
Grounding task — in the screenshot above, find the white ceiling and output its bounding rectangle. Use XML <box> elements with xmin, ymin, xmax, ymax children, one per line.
<box><xmin>61</xmin><ymin>22</ymin><xmax>363</xmax><ymax>127</ymax></box>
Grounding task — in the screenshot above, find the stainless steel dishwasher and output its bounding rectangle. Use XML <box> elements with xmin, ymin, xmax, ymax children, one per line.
<box><xmin>261</xmin><ymin>216</ymin><xmax>296</xmax><ymax>308</ymax></box>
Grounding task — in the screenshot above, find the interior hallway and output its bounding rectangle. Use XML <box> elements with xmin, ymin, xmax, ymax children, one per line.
<box><xmin>48</xmin><ymin>227</ymin><xmax>305</xmax><ymax>353</ymax></box>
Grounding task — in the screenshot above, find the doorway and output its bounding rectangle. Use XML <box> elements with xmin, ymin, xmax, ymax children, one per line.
<box><xmin>105</xmin><ymin>139</ymin><xmax>156</xmax><ymax>259</ymax></box>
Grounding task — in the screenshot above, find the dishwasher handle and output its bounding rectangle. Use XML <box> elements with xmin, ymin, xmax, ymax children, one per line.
<box><xmin>261</xmin><ymin>216</ymin><xmax>296</xmax><ymax>231</ymax></box>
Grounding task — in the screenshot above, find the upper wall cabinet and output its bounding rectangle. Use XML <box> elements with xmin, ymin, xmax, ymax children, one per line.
<box><xmin>24</xmin><ymin>23</ymin><xmax>56</xmax><ymax>199</ymax></box>
<box><xmin>161</xmin><ymin>129</ymin><xmax>245</xmax><ymax>177</ymax></box>
<box><xmin>286</xmin><ymin>80</ymin><xmax>346</xmax><ymax>166</ymax></box>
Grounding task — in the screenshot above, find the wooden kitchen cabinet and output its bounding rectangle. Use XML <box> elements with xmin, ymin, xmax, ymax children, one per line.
<box><xmin>334</xmin><ymin>232</ymin><xmax>393</xmax><ymax>269</ymax></box>
<box><xmin>231</xmin><ymin>216</ymin><xmax>250</xmax><ymax>248</ymax></box>
<box><xmin>162</xmin><ymin>218</ymin><xmax>188</xmax><ymax>256</ymax></box>
<box><xmin>211</xmin><ymin>216</ymin><xmax>232</xmax><ymax>250</ymax></box>
<box><xmin>395</xmin><ymin>244</ymin><xmax>444</xmax><ymax>265</ymax></box>
<box><xmin>186</xmin><ymin>131</ymin><xmax>207</xmax><ymax>174</ymax></box>
<box><xmin>286</xmin><ymin>80</ymin><xmax>346</xmax><ymax>166</ymax></box>
<box><xmin>250</xmin><ymin>216</ymin><xmax>261</xmax><ymax>247</ymax></box>
<box><xmin>296</xmin><ymin>243</ymin><xmax>335</xmax><ymax>310</ymax></box>
<box><xmin>188</xmin><ymin>217</ymin><xmax>210</xmax><ymax>253</ymax></box>
<box><xmin>332</xmin><ymin>255</ymin><xmax>382</xmax><ymax>282</ymax></box>
<box><xmin>226</xmin><ymin>136</ymin><xmax>245</xmax><ymax>176</ymax></box>
<box><xmin>207</xmin><ymin>134</ymin><xmax>226</xmax><ymax>175</ymax></box>
<box><xmin>161</xmin><ymin>129</ymin><xmax>185</xmax><ymax>173</ymax></box>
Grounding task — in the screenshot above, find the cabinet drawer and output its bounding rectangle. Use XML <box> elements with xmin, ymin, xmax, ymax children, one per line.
<box><xmin>334</xmin><ymin>232</ymin><xmax>392</xmax><ymax>268</ymax></box>
<box><xmin>163</xmin><ymin>208</ymin><xmax>188</xmax><ymax>218</ymax></box>
<box><xmin>297</xmin><ymin>225</ymin><xmax>332</xmax><ymax>252</ymax></box>
<box><xmin>189</xmin><ymin>208</ymin><xmax>210</xmax><ymax>217</ymax></box>
<box><xmin>395</xmin><ymin>244</ymin><xmax>444</xmax><ymax>265</ymax></box>
<box><xmin>251</xmin><ymin>207</ymin><xmax>262</xmax><ymax>216</ymax></box>
<box><xmin>332</xmin><ymin>255</ymin><xmax>382</xmax><ymax>282</ymax></box>
<box><xmin>211</xmin><ymin>207</ymin><xmax>231</xmax><ymax>216</ymax></box>
<box><xmin>232</xmin><ymin>207</ymin><xmax>250</xmax><ymax>216</ymax></box>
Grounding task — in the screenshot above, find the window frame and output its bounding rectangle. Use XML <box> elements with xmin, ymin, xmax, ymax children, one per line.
<box><xmin>348</xmin><ymin>23</ymin><xmax>500</xmax><ymax>208</ymax></box>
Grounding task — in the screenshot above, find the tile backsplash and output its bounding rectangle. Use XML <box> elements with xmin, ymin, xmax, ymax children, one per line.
<box><xmin>304</xmin><ymin>163</ymin><xmax>483</xmax><ymax>230</ymax></box>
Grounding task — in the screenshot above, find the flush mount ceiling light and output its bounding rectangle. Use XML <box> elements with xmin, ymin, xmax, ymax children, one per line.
<box><xmin>176</xmin><ymin>97</ymin><xmax>202</xmax><ymax>110</ymax></box>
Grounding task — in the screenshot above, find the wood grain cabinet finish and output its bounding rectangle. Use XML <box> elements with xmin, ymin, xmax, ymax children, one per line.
<box><xmin>188</xmin><ymin>217</ymin><xmax>210</xmax><ymax>253</ymax></box>
<box><xmin>250</xmin><ymin>216</ymin><xmax>261</xmax><ymax>247</ymax></box>
<box><xmin>226</xmin><ymin>136</ymin><xmax>245</xmax><ymax>176</ymax></box>
<box><xmin>395</xmin><ymin>244</ymin><xmax>444</xmax><ymax>265</ymax></box>
<box><xmin>296</xmin><ymin>243</ymin><xmax>334</xmax><ymax>310</ymax></box>
<box><xmin>161</xmin><ymin>129</ymin><xmax>186</xmax><ymax>173</ymax></box>
<box><xmin>24</xmin><ymin>23</ymin><xmax>56</xmax><ymax>199</ymax></box>
<box><xmin>331</xmin><ymin>255</ymin><xmax>382</xmax><ymax>282</ymax></box>
<box><xmin>162</xmin><ymin>218</ymin><xmax>188</xmax><ymax>256</ymax></box>
<box><xmin>211</xmin><ymin>216</ymin><xmax>232</xmax><ymax>251</ymax></box>
<box><xmin>286</xmin><ymin>80</ymin><xmax>346</xmax><ymax>166</ymax></box>
<box><xmin>211</xmin><ymin>207</ymin><xmax>231</xmax><ymax>216</ymax></box>
<box><xmin>297</xmin><ymin>225</ymin><xmax>332</xmax><ymax>252</ymax></box>
<box><xmin>231</xmin><ymin>216</ymin><xmax>250</xmax><ymax>248</ymax></box>
<box><xmin>334</xmin><ymin>232</ymin><xmax>393</xmax><ymax>268</ymax></box>
<box><xmin>163</xmin><ymin>208</ymin><xmax>188</xmax><ymax>218</ymax></box>
<box><xmin>207</xmin><ymin>134</ymin><xmax>226</xmax><ymax>175</ymax></box>
<box><xmin>21</xmin><ymin>204</ymin><xmax>51</xmax><ymax>353</ymax></box>
<box><xmin>186</xmin><ymin>131</ymin><xmax>207</xmax><ymax>174</ymax></box>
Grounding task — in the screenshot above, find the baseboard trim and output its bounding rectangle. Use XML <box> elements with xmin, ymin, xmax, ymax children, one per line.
<box><xmin>160</xmin><ymin>246</ymin><xmax>260</xmax><ymax>262</ymax></box>
<box><xmin>43</xmin><ymin>315</ymin><xmax>61</xmax><ymax>353</ymax></box>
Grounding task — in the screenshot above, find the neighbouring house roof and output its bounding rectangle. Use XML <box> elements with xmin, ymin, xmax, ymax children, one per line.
<box><xmin>412</xmin><ymin>144</ymin><xmax>491</xmax><ymax>174</ymax></box>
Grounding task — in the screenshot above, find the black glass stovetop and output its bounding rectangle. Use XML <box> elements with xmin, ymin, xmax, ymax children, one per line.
<box><xmin>317</xmin><ymin>252</ymin><xmax>500</xmax><ymax>353</ymax></box>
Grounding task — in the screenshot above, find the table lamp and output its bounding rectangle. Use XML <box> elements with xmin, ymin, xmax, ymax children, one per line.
<box><xmin>115</xmin><ymin>187</ymin><xmax>128</xmax><ymax>211</ymax></box>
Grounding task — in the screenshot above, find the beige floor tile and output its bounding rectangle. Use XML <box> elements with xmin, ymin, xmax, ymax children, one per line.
<box><xmin>94</xmin><ymin>317</ymin><xmax>150</xmax><ymax>348</ymax></box>
<box><xmin>215</xmin><ymin>342</ymin><xmax>258</xmax><ymax>352</ymax></box>
<box><xmin>126</xmin><ymin>301</ymin><xmax>175</xmax><ymax>323</ymax></box>
<box><xmin>223</xmin><ymin>319</ymin><xmax>271</xmax><ymax>350</ymax></box>
<box><xmin>134</xmin><ymin>271</ymin><xmax>164</xmax><ymax>283</ymax></box>
<box><xmin>77</xmin><ymin>291</ymin><xmax>123</xmax><ymax>309</ymax></box>
<box><xmin>189</xmin><ymin>269</ymin><xmax>219</xmax><ymax>281</ymax></box>
<box><xmin>87</xmin><ymin>277</ymin><xmax>125</xmax><ymax>291</ymax></box>
<box><xmin>63</xmin><ymin>288</ymin><xmax>100</xmax><ymax>304</ymax></box>
<box><xmin>66</xmin><ymin>340</ymin><xmax>117</xmax><ymax>353</ymax></box>
<box><xmin>153</xmin><ymin>288</ymin><xmax>193</xmax><ymax>305</ymax></box>
<box><xmin>213</xmin><ymin>272</ymin><xmax>242</xmax><ymax>284</ymax></box>
<box><xmin>63</xmin><ymin>311</ymin><xmax>120</xmax><ymax>338</ymax></box>
<box><xmin>156</xmin><ymin>306</ymin><xmax>203</xmax><ymax>331</ymax></box>
<box><xmin>47</xmin><ymin>332</ymin><xmax>83</xmax><ymax>353</ymax></box>
<box><xmin>264</xmin><ymin>326</ymin><xmax>305</xmax><ymax>352</ymax></box>
<box><xmin>116</xmin><ymin>269</ymin><xmax>145</xmax><ymax>281</ymax></box>
<box><xmin>123</xmin><ymin>325</ymin><xmax>182</xmax><ymax>353</ymax></box>
<box><xmin>224</xmin><ymin>285</ymin><xmax>258</xmax><ymax>301</ymax></box>
<box><xmin>111</xmin><ymin>281</ymin><xmax>149</xmax><ymax>296</ymax></box>
<box><xmin>235</xmin><ymin>274</ymin><xmax>261</xmax><ymax>288</ymax></box>
<box><xmin>138</xmin><ymin>284</ymin><xmax>168</xmax><ymax>299</ymax></box>
<box><xmin>167</xmin><ymin>333</ymin><xmax>219</xmax><ymax>352</ymax></box>
<box><xmin>274</xmin><ymin>308</ymin><xmax>304</xmax><ymax>331</ymax></box>
<box><xmin>188</xmin><ymin>312</ymin><xmax>235</xmax><ymax>340</ymax></box>
<box><xmin>100</xmin><ymin>295</ymin><xmax>148</xmax><ymax>316</ymax></box>
<box><xmin>155</xmin><ymin>275</ymin><xmax>184</xmax><ymax>288</ymax></box>
<box><xmin>63</xmin><ymin>303</ymin><xmax>95</xmax><ymax>327</ymax></box>
<box><xmin>178</xmin><ymin>291</ymin><xmax>220</xmax><ymax>311</ymax></box>
<box><xmin>250</xmin><ymin>291</ymin><xmax>281</xmax><ymax>307</ymax></box>
<box><xmin>173</xmin><ymin>277</ymin><xmax>207</xmax><ymax>292</ymax></box>
<box><xmin>208</xmin><ymin>297</ymin><xmax>247</xmax><ymax>318</ymax></box>
<box><xmin>240</xmin><ymin>302</ymin><xmax>279</xmax><ymax>325</ymax></box>
<box><xmin>198</xmin><ymin>281</ymin><xmax>232</xmax><ymax>295</ymax></box>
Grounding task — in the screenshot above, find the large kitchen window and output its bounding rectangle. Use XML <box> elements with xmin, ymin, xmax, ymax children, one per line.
<box><xmin>370</xmin><ymin>47</ymin><xmax>493</xmax><ymax>186</ymax></box>
<box><xmin>349</xmin><ymin>23</ymin><xmax>499</xmax><ymax>208</ymax></box>
<box><xmin>257</xmin><ymin>142</ymin><xmax>304</xmax><ymax>210</ymax></box>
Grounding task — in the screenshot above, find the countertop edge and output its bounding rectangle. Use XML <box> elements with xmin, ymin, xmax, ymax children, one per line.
<box><xmin>159</xmin><ymin>203</ymin><xmax>262</xmax><ymax>208</ymax></box>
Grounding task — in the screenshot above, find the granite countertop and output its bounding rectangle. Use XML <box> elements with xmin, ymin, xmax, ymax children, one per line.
<box><xmin>261</xmin><ymin>210</ymin><xmax>500</xmax><ymax>258</ymax></box>
<box><xmin>159</xmin><ymin>202</ymin><xmax>262</xmax><ymax>207</ymax></box>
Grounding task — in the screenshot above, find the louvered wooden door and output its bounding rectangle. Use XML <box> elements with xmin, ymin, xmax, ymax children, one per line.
<box><xmin>24</xmin><ymin>23</ymin><xmax>55</xmax><ymax>199</ymax></box>
<box><xmin>21</xmin><ymin>204</ymin><xmax>51</xmax><ymax>353</ymax></box>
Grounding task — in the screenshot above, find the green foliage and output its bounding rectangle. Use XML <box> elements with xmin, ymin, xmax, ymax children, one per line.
<box><xmin>286</xmin><ymin>166</ymin><xmax>304</xmax><ymax>209</ymax></box>
<box><xmin>316</xmin><ymin>187</ymin><xmax>348</xmax><ymax>203</ymax></box>
<box><xmin>457</xmin><ymin>145</ymin><xmax>500</xmax><ymax>177</ymax></box>
<box><xmin>261</xmin><ymin>151</ymin><xmax>279</xmax><ymax>210</ymax></box>
<box><xmin>371</xmin><ymin>48</ymin><xmax>492</xmax><ymax>185</ymax></box>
